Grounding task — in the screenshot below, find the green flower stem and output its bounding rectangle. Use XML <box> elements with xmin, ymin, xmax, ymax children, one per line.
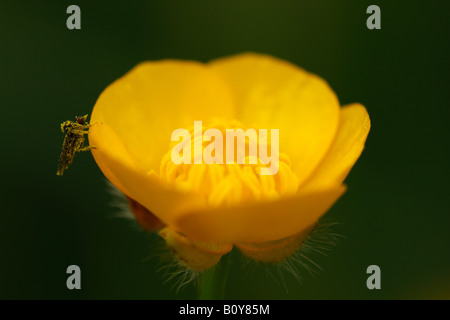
<box><xmin>198</xmin><ymin>253</ymin><xmax>231</xmax><ymax>300</ymax></box>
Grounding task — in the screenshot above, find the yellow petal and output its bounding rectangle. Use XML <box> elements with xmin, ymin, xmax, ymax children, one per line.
<box><xmin>91</xmin><ymin>123</ymin><xmax>346</xmax><ymax>243</ymax></box>
<box><xmin>300</xmin><ymin>103</ymin><xmax>371</xmax><ymax>192</ymax></box>
<box><xmin>174</xmin><ymin>185</ymin><xmax>346</xmax><ymax>243</ymax></box>
<box><xmin>90</xmin><ymin>60</ymin><xmax>235</xmax><ymax>173</ymax></box>
<box><xmin>89</xmin><ymin>122</ymin><xmax>208</xmax><ymax>228</ymax></box>
<box><xmin>88</xmin><ymin>122</ymin><xmax>134</xmax><ymax>197</ymax></box>
<box><xmin>208</xmin><ymin>53</ymin><xmax>340</xmax><ymax>185</ymax></box>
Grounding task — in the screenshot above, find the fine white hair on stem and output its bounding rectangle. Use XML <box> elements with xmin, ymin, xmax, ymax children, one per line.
<box><xmin>147</xmin><ymin>237</ymin><xmax>206</xmax><ymax>293</ymax></box>
<box><xmin>276</xmin><ymin>220</ymin><xmax>343</xmax><ymax>290</ymax></box>
<box><xmin>241</xmin><ymin>219</ymin><xmax>343</xmax><ymax>292</ymax></box>
<box><xmin>104</xmin><ymin>179</ymin><xmax>152</xmax><ymax>234</ymax></box>
<box><xmin>105</xmin><ymin>179</ymin><xmax>134</xmax><ymax>220</ymax></box>
<box><xmin>104</xmin><ymin>180</ymin><xmax>203</xmax><ymax>290</ymax></box>
<box><xmin>104</xmin><ymin>180</ymin><xmax>343</xmax><ymax>293</ymax></box>
<box><xmin>104</xmin><ymin>180</ymin><xmax>202</xmax><ymax>290</ymax></box>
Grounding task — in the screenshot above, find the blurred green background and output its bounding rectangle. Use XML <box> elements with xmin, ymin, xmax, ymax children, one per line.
<box><xmin>0</xmin><ymin>0</ymin><xmax>449</xmax><ymax>299</ymax></box>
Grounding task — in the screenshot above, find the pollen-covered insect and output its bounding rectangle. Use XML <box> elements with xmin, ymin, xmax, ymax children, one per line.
<box><xmin>57</xmin><ymin>114</ymin><xmax>94</xmax><ymax>176</ymax></box>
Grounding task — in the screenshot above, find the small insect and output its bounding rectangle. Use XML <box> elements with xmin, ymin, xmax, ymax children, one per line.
<box><xmin>57</xmin><ymin>114</ymin><xmax>94</xmax><ymax>176</ymax></box>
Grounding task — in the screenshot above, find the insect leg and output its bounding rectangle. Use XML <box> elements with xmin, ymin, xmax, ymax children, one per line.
<box><xmin>77</xmin><ymin>146</ymin><xmax>94</xmax><ymax>152</ymax></box>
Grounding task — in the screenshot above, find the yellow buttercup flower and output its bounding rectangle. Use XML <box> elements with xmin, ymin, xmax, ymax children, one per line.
<box><xmin>89</xmin><ymin>53</ymin><xmax>370</xmax><ymax>271</ymax></box>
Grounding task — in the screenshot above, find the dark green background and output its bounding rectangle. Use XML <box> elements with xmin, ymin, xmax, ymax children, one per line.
<box><xmin>0</xmin><ymin>0</ymin><xmax>449</xmax><ymax>299</ymax></box>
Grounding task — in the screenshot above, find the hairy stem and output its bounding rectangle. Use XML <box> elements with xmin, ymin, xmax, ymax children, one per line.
<box><xmin>198</xmin><ymin>253</ymin><xmax>231</xmax><ymax>300</ymax></box>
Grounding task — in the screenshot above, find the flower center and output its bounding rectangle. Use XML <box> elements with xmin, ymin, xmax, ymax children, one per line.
<box><xmin>160</xmin><ymin>119</ymin><xmax>299</xmax><ymax>207</ymax></box>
